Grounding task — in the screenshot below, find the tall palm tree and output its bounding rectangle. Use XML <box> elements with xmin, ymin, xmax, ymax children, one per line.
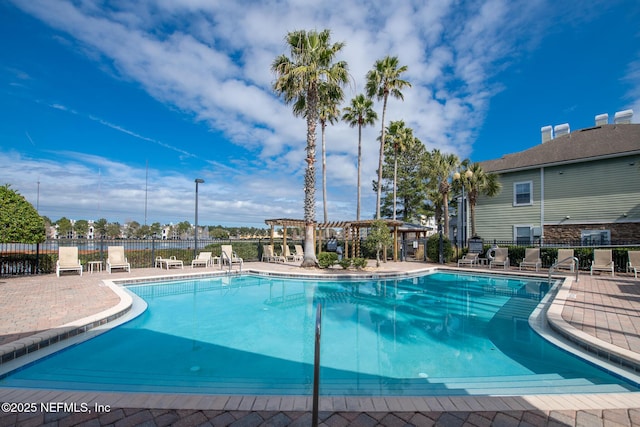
<box><xmin>272</xmin><ymin>29</ymin><xmax>348</xmax><ymax>267</ymax></box>
<box><xmin>317</xmin><ymin>83</ymin><xmax>343</xmax><ymax>225</ymax></box>
<box><xmin>463</xmin><ymin>162</ymin><xmax>502</xmax><ymax>237</ymax></box>
<box><xmin>384</xmin><ymin>120</ymin><xmax>413</xmax><ymax>221</ymax></box>
<box><xmin>428</xmin><ymin>149</ymin><xmax>459</xmax><ymax>235</ymax></box>
<box><xmin>366</xmin><ymin>56</ymin><xmax>411</xmax><ymax>219</ymax></box>
<box><xmin>341</xmin><ymin>94</ymin><xmax>377</xmax><ymax>221</ymax></box>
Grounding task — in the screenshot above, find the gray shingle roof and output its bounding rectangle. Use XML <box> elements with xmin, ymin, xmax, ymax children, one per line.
<box><xmin>480</xmin><ymin>124</ymin><xmax>640</xmax><ymax>173</ymax></box>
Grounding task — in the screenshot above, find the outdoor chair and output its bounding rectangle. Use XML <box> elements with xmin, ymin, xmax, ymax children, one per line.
<box><xmin>106</xmin><ymin>246</ymin><xmax>131</xmax><ymax>274</ymax></box>
<box><xmin>519</xmin><ymin>248</ymin><xmax>542</xmax><ymax>272</ymax></box>
<box><xmin>627</xmin><ymin>251</ymin><xmax>640</xmax><ymax>279</ymax></box>
<box><xmin>555</xmin><ymin>249</ymin><xmax>575</xmax><ymax>272</ymax></box>
<box><xmin>457</xmin><ymin>252</ymin><xmax>479</xmax><ymax>267</ymax></box>
<box><xmin>191</xmin><ymin>252</ymin><xmax>212</xmax><ymax>268</ymax></box>
<box><xmin>56</xmin><ymin>246</ymin><xmax>83</xmax><ymax>277</ymax></box>
<box><xmin>590</xmin><ymin>249</ymin><xmax>614</xmax><ymax>276</ymax></box>
<box><xmin>489</xmin><ymin>248</ymin><xmax>509</xmax><ymax>270</ymax></box>
<box><xmin>221</xmin><ymin>244</ymin><xmax>243</xmax><ymax>268</ymax></box>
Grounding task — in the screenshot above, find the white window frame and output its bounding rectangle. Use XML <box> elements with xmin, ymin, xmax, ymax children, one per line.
<box><xmin>513</xmin><ymin>224</ymin><xmax>533</xmax><ymax>245</ymax></box>
<box><xmin>513</xmin><ymin>180</ymin><xmax>533</xmax><ymax>206</ymax></box>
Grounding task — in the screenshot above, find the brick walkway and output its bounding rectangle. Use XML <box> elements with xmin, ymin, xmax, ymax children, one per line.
<box><xmin>1</xmin><ymin>263</ymin><xmax>640</xmax><ymax>426</ymax></box>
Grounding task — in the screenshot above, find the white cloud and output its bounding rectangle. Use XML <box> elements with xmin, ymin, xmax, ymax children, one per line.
<box><xmin>9</xmin><ymin>0</ymin><xmax>631</xmax><ymax>225</ymax></box>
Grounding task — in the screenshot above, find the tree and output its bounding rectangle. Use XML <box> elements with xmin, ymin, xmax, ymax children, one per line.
<box><xmin>379</xmin><ymin>133</ymin><xmax>429</xmax><ymax>222</ymax></box>
<box><xmin>317</xmin><ymin>83</ymin><xmax>343</xmax><ymax>224</ymax></box>
<box><xmin>366</xmin><ymin>56</ymin><xmax>411</xmax><ymax>219</ymax></box>
<box><xmin>342</xmin><ymin>94</ymin><xmax>377</xmax><ymax>220</ymax></box>
<box><xmin>364</xmin><ymin>219</ymin><xmax>393</xmax><ymax>267</ymax></box>
<box><xmin>0</xmin><ymin>184</ymin><xmax>45</xmax><ymax>243</ymax></box>
<box><xmin>272</xmin><ymin>29</ymin><xmax>349</xmax><ymax>267</ymax></box>
<box><xmin>74</xmin><ymin>219</ymin><xmax>89</xmax><ymax>238</ymax></box>
<box><xmin>105</xmin><ymin>222</ymin><xmax>122</xmax><ymax>238</ymax></box>
<box><xmin>126</xmin><ymin>221</ymin><xmax>141</xmax><ymax>238</ymax></box>
<box><xmin>56</xmin><ymin>217</ymin><xmax>73</xmax><ymax>238</ymax></box>
<box><xmin>384</xmin><ymin>120</ymin><xmax>414</xmax><ymax>221</ymax></box>
<box><xmin>176</xmin><ymin>221</ymin><xmax>191</xmax><ymax>238</ymax></box>
<box><xmin>456</xmin><ymin>161</ymin><xmax>502</xmax><ymax>237</ymax></box>
<box><xmin>94</xmin><ymin>218</ymin><xmax>108</xmax><ymax>238</ymax></box>
<box><xmin>427</xmin><ymin>149</ymin><xmax>459</xmax><ymax>235</ymax></box>
<box><xmin>150</xmin><ymin>222</ymin><xmax>162</xmax><ymax>238</ymax></box>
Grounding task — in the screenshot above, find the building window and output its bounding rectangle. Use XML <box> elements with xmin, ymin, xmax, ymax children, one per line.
<box><xmin>513</xmin><ymin>181</ymin><xmax>533</xmax><ymax>206</ymax></box>
<box><xmin>514</xmin><ymin>225</ymin><xmax>532</xmax><ymax>245</ymax></box>
<box><xmin>581</xmin><ymin>230</ymin><xmax>610</xmax><ymax>246</ymax></box>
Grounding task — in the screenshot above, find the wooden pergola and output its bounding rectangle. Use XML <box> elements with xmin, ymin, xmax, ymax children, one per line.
<box><xmin>264</xmin><ymin>218</ymin><xmax>404</xmax><ymax>261</ymax></box>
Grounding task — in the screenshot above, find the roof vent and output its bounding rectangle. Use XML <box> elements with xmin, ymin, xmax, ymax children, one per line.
<box><xmin>595</xmin><ymin>113</ymin><xmax>608</xmax><ymax>126</ymax></box>
<box><xmin>554</xmin><ymin>123</ymin><xmax>570</xmax><ymax>137</ymax></box>
<box><xmin>614</xmin><ymin>109</ymin><xmax>633</xmax><ymax>124</ymax></box>
<box><xmin>541</xmin><ymin>125</ymin><xmax>553</xmax><ymax>143</ymax></box>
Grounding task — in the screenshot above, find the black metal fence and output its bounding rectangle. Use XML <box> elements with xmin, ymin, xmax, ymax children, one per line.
<box><xmin>0</xmin><ymin>238</ymin><xmax>293</xmax><ymax>276</ymax></box>
<box><xmin>1</xmin><ymin>237</ymin><xmax>639</xmax><ymax>276</ymax></box>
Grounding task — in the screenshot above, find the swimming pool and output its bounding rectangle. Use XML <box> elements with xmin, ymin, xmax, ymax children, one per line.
<box><xmin>1</xmin><ymin>271</ymin><xmax>638</xmax><ymax>396</ymax></box>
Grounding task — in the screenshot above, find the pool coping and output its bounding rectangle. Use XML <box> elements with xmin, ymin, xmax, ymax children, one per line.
<box><xmin>2</xmin><ymin>266</ymin><xmax>640</xmax><ymax>412</ymax></box>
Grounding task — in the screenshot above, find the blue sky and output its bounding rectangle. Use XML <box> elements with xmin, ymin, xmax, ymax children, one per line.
<box><xmin>1</xmin><ymin>0</ymin><xmax>639</xmax><ymax>228</ymax></box>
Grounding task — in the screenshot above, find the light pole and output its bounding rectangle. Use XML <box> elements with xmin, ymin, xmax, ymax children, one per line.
<box><xmin>194</xmin><ymin>178</ymin><xmax>204</xmax><ymax>258</ymax></box>
<box><xmin>453</xmin><ymin>170</ymin><xmax>473</xmax><ymax>248</ymax></box>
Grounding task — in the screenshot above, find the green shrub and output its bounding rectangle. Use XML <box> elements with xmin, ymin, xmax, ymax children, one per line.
<box><xmin>352</xmin><ymin>257</ymin><xmax>368</xmax><ymax>269</ymax></box>
<box><xmin>338</xmin><ymin>258</ymin><xmax>352</xmax><ymax>269</ymax></box>
<box><xmin>426</xmin><ymin>234</ymin><xmax>453</xmax><ymax>263</ymax></box>
<box><xmin>317</xmin><ymin>252</ymin><xmax>338</xmax><ymax>268</ymax></box>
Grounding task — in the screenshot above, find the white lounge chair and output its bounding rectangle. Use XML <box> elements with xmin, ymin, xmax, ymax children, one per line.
<box><xmin>519</xmin><ymin>248</ymin><xmax>542</xmax><ymax>272</ymax></box>
<box><xmin>191</xmin><ymin>252</ymin><xmax>212</xmax><ymax>268</ymax></box>
<box><xmin>284</xmin><ymin>245</ymin><xmax>302</xmax><ymax>262</ymax></box>
<box><xmin>294</xmin><ymin>244</ymin><xmax>305</xmax><ymax>260</ymax></box>
<box><xmin>262</xmin><ymin>245</ymin><xmax>284</xmax><ymax>263</ymax></box>
<box><xmin>106</xmin><ymin>246</ymin><xmax>130</xmax><ymax>274</ymax></box>
<box><xmin>489</xmin><ymin>248</ymin><xmax>509</xmax><ymax>270</ymax></box>
<box><xmin>590</xmin><ymin>249</ymin><xmax>614</xmax><ymax>276</ymax></box>
<box><xmin>555</xmin><ymin>249</ymin><xmax>575</xmax><ymax>272</ymax></box>
<box><xmin>628</xmin><ymin>251</ymin><xmax>640</xmax><ymax>279</ymax></box>
<box><xmin>56</xmin><ymin>247</ymin><xmax>83</xmax><ymax>277</ymax></box>
<box><xmin>221</xmin><ymin>245</ymin><xmax>243</xmax><ymax>268</ymax></box>
<box><xmin>457</xmin><ymin>252</ymin><xmax>479</xmax><ymax>267</ymax></box>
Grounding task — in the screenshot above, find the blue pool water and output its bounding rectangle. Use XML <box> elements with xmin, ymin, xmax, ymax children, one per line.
<box><xmin>2</xmin><ymin>272</ymin><xmax>638</xmax><ymax>396</ymax></box>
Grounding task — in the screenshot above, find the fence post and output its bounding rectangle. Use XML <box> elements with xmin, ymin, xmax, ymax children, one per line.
<box><xmin>36</xmin><ymin>242</ymin><xmax>40</xmax><ymax>274</ymax></box>
<box><xmin>151</xmin><ymin>238</ymin><xmax>156</xmax><ymax>268</ymax></box>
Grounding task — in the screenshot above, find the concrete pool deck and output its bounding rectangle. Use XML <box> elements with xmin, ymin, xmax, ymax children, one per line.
<box><xmin>1</xmin><ymin>260</ymin><xmax>640</xmax><ymax>426</ymax></box>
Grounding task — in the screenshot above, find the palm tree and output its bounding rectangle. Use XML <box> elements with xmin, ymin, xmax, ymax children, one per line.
<box><xmin>272</xmin><ymin>29</ymin><xmax>349</xmax><ymax>267</ymax></box>
<box><xmin>463</xmin><ymin>162</ymin><xmax>502</xmax><ymax>237</ymax></box>
<box><xmin>384</xmin><ymin>120</ymin><xmax>413</xmax><ymax>221</ymax></box>
<box><xmin>366</xmin><ymin>56</ymin><xmax>411</xmax><ymax>219</ymax></box>
<box><xmin>317</xmin><ymin>83</ymin><xmax>344</xmax><ymax>224</ymax></box>
<box><xmin>341</xmin><ymin>94</ymin><xmax>377</xmax><ymax>221</ymax></box>
<box><xmin>428</xmin><ymin>149</ymin><xmax>459</xmax><ymax>235</ymax></box>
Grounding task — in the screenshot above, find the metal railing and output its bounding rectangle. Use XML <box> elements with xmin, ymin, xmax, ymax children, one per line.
<box><xmin>220</xmin><ymin>251</ymin><xmax>231</xmax><ymax>273</ymax></box>
<box><xmin>312</xmin><ymin>303</ymin><xmax>322</xmax><ymax>427</ymax></box>
<box><xmin>548</xmin><ymin>256</ymin><xmax>579</xmax><ymax>285</ymax></box>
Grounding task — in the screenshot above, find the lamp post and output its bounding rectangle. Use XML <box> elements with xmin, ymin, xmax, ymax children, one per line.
<box><xmin>194</xmin><ymin>178</ymin><xmax>204</xmax><ymax>258</ymax></box>
<box><xmin>453</xmin><ymin>170</ymin><xmax>473</xmax><ymax>248</ymax></box>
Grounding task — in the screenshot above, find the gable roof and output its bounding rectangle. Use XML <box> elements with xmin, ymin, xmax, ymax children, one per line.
<box><xmin>480</xmin><ymin>124</ymin><xmax>640</xmax><ymax>173</ymax></box>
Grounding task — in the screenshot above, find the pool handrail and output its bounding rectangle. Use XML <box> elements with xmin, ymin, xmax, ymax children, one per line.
<box><xmin>312</xmin><ymin>303</ymin><xmax>322</xmax><ymax>427</ymax></box>
<box><xmin>548</xmin><ymin>256</ymin><xmax>579</xmax><ymax>284</ymax></box>
<box><xmin>220</xmin><ymin>250</ymin><xmax>231</xmax><ymax>272</ymax></box>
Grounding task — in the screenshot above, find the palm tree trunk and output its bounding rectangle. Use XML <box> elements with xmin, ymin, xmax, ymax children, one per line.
<box><xmin>393</xmin><ymin>147</ymin><xmax>398</xmax><ymax>221</ymax></box>
<box><xmin>321</xmin><ymin>121</ymin><xmax>328</xmax><ymax>226</ymax></box>
<box><xmin>357</xmin><ymin>123</ymin><xmax>362</xmax><ymax>221</ymax></box>
<box><xmin>302</xmin><ymin>92</ymin><xmax>318</xmax><ymax>268</ymax></box>
<box><xmin>376</xmin><ymin>95</ymin><xmax>388</xmax><ymax>219</ymax></box>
